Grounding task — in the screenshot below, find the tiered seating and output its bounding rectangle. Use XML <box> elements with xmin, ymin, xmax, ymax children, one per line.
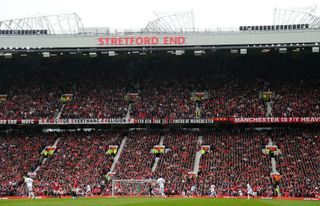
<box><xmin>0</xmin><ymin>133</ymin><xmax>56</xmax><ymax>196</ymax></box>
<box><xmin>0</xmin><ymin>55</ymin><xmax>319</xmax><ymax>119</ymax></box>
<box><xmin>36</xmin><ymin>131</ymin><xmax>123</xmax><ymax>195</ymax></box>
<box><xmin>61</xmin><ymin>86</ymin><xmax>128</xmax><ymax>119</ymax></box>
<box><xmin>156</xmin><ymin>132</ymin><xmax>198</xmax><ymax>194</ymax></box>
<box><xmin>202</xmin><ymin>80</ymin><xmax>266</xmax><ymax>118</ymax></box>
<box><xmin>0</xmin><ymin>128</ymin><xmax>319</xmax><ymax>197</ymax></box>
<box><xmin>272</xmin><ymin>86</ymin><xmax>320</xmax><ymax>117</ymax></box>
<box><xmin>114</xmin><ymin>131</ymin><xmax>160</xmax><ymax>179</ymax></box>
<box><xmin>275</xmin><ymin>129</ymin><xmax>320</xmax><ymax>197</ymax></box>
<box><xmin>130</xmin><ymin>80</ymin><xmax>196</xmax><ymax>119</ymax></box>
<box><xmin>198</xmin><ymin>130</ymin><xmax>272</xmax><ymax>196</ymax></box>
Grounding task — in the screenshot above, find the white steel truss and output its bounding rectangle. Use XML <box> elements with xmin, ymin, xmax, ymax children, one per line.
<box><xmin>0</xmin><ymin>13</ymin><xmax>84</xmax><ymax>34</ymax></box>
<box><xmin>144</xmin><ymin>10</ymin><xmax>195</xmax><ymax>33</ymax></box>
<box><xmin>273</xmin><ymin>6</ymin><xmax>320</xmax><ymax>28</ymax></box>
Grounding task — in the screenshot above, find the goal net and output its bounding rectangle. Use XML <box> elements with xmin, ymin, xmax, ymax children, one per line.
<box><xmin>111</xmin><ymin>179</ymin><xmax>156</xmax><ymax>196</ymax></box>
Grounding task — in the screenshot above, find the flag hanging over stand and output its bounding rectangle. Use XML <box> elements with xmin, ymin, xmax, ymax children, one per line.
<box><xmin>106</xmin><ymin>145</ymin><xmax>118</xmax><ymax>155</ymax></box>
<box><xmin>0</xmin><ymin>94</ymin><xmax>7</xmax><ymax>103</ymax></box>
<box><xmin>60</xmin><ymin>94</ymin><xmax>73</xmax><ymax>103</ymax></box>
<box><xmin>124</xmin><ymin>93</ymin><xmax>139</xmax><ymax>102</ymax></box>
<box><xmin>152</xmin><ymin>145</ymin><xmax>165</xmax><ymax>154</ymax></box>
<box><xmin>201</xmin><ymin>145</ymin><xmax>210</xmax><ymax>154</ymax></box>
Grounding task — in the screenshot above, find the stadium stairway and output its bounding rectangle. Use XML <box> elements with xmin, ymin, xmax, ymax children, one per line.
<box><xmin>109</xmin><ymin>136</ymin><xmax>127</xmax><ymax>173</ymax></box>
<box><xmin>152</xmin><ymin>158</ymin><xmax>160</xmax><ymax>172</ymax></box>
<box><xmin>266</xmin><ymin>102</ymin><xmax>273</xmax><ymax>117</ymax></box>
<box><xmin>195</xmin><ymin>103</ymin><xmax>201</xmax><ymax>118</ymax></box>
<box><xmin>268</xmin><ymin>137</ymin><xmax>281</xmax><ymax>197</ymax></box>
<box><xmin>34</xmin><ymin>137</ymin><xmax>61</xmax><ymax>173</ymax></box>
<box><xmin>55</xmin><ymin>104</ymin><xmax>65</xmax><ymax>120</ymax></box>
<box><xmin>268</xmin><ymin>138</ymin><xmax>278</xmax><ymax>173</ymax></box>
<box><xmin>193</xmin><ymin>135</ymin><xmax>203</xmax><ymax>174</ymax></box>
<box><xmin>151</xmin><ymin>135</ymin><xmax>165</xmax><ymax>172</ymax></box>
<box><xmin>126</xmin><ymin>103</ymin><xmax>132</xmax><ymax>118</ymax></box>
<box><xmin>159</xmin><ymin>136</ymin><xmax>165</xmax><ymax>146</ymax></box>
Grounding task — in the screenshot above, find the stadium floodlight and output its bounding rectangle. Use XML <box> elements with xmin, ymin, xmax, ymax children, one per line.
<box><xmin>312</xmin><ymin>47</ymin><xmax>319</xmax><ymax>53</ymax></box>
<box><xmin>89</xmin><ymin>52</ymin><xmax>97</xmax><ymax>58</ymax></box>
<box><xmin>175</xmin><ymin>50</ymin><xmax>184</xmax><ymax>55</ymax></box>
<box><xmin>108</xmin><ymin>51</ymin><xmax>116</xmax><ymax>56</ymax></box>
<box><xmin>42</xmin><ymin>52</ymin><xmax>50</xmax><ymax>58</ymax></box>
<box><xmin>279</xmin><ymin>48</ymin><xmax>287</xmax><ymax>53</ymax></box>
<box><xmin>4</xmin><ymin>53</ymin><xmax>12</xmax><ymax>59</ymax></box>
<box><xmin>230</xmin><ymin>49</ymin><xmax>238</xmax><ymax>54</ymax></box>
<box><xmin>261</xmin><ymin>49</ymin><xmax>271</xmax><ymax>53</ymax></box>
<box><xmin>240</xmin><ymin>49</ymin><xmax>247</xmax><ymax>54</ymax></box>
<box><xmin>293</xmin><ymin>48</ymin><xmax>300</xmax><ymax>52</ymax></box>
<box><xmin>194</xmin><ymin>50</ymin><xmax>205</xmax><ymax>56</ymax></box>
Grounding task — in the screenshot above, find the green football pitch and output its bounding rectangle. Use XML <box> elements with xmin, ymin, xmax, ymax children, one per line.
<box><xmin>0</xmin><ymin>197</ymin><xmax>319</xmax><ymax>206</ymax></box>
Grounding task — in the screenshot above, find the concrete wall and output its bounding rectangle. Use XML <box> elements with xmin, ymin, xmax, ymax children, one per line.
<box><xmin>0</xmin><ymin>30</ymin><xmax>319</xmax><ymax>48</ymax></box>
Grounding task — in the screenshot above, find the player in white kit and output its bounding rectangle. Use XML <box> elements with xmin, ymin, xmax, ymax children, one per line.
<box><xmin>157</xmin><ymin>177</ymin><xmax>167</xmax><ymax>199</ymax></box>
<box><xmin>86</xmin><ymin>184</ymin><xmax>93</xmax><ymax>197</ymax></box>
<box><xmin>247</xmin><ymin>183</ymin><xmax>253</xmax><ymax>200</ymax></box>
<box><xmin>210</xmin><ymin>184</ymin><xmax>217</xmax><ymax>197</ymax></box>
<box><xmin>24</xmin><ymin>177</ymin><xmax>35</xmax><ymax>199</ymax></box>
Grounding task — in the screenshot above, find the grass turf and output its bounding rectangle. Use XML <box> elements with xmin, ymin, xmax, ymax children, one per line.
<box><xmin>0</xmin><ymin>197</ymin><xmax>319</xmax><ymax>206</ymax></box>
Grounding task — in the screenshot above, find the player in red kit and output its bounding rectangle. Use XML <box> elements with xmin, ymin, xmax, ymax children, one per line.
<box><xmin>53</xmin><ymin>181</ymin><xmax>61</xmax><ymax>198</ymax></box>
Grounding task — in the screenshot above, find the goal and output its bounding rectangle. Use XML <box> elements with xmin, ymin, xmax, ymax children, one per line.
<box><xmin>111</xmin><ymin>179</ymin><xmax>155</xmax><ymax>196</ymax></box>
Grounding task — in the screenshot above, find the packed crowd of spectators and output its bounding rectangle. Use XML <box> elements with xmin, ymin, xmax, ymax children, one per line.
<box><xmin>114</xmin><ymin>131</ymin><xmax>160</xmax><ymax>179</ymax></box>
<box><xmin>198</xmin><ymin>129</ymin><xmax>273</xmax><ymax>196</ymax></box>
<box><xmin>0</xmin><ymin>132</ymin><xmax>56</xmax><ymax>196</ymax></box>
<box><xmin>130</xmin><ymin>80</ymin><xmax>196</xmax><ymax>119</ymax></box>
<box><xmin>274</xmin><ymin>128</ymin><xmax>320</xmax><ymax>197</ymax></box>
<box><xmin>0</xmin><ymin>127</ymin><xmax>319</xmax><ymax>197</ymax></box>
<box><xmin>0</xmin><ymin>54</ymin><xmax>319</xmax><ymax>119</ymax></box>
<box><xmin>155</xmin><ymin>131</ymin><xmax>198</xmax><ymax>194</ymax></box>
<box><xmin>0</xmin><ymin>54</ymin><xmax>319</xmax><ymax>197</ymax></box>
<box><xmin>35</xmin><ymin>131</ymin><xmax>123</xmax><ymax>196</ymax></box>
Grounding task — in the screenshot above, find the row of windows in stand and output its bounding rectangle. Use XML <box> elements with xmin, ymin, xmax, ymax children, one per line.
<box><xmin>0</xmin><ymin>30</ymin><xmax>48</xmax><ymax>35</ymax></box>
<box><xmin>240</xmin><ymin>24</ymin><xmax>309</xmax><ymax>31</ymax></box>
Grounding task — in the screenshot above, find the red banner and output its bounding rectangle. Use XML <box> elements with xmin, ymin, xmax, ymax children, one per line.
<box><xmin>231</xmin><ymin>117</ymin><xmax>320</xmax><ymax>123</ymax></box>
<box><xmin>0</xmin><ymin>117</ymin><xmax>319</xmax><ymax>125</ymax></box>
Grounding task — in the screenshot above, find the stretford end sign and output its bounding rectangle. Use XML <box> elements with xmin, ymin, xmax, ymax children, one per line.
<box><xmin>98</xmin><ymin>36</ymin><xmax>186</xmax><ymax>46</ymax></box>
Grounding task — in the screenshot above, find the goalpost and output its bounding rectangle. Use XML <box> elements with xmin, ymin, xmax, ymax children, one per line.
<box><xmin>111</xmin><ymin>179</ymin><xmax>156</xmax><ymax>196</ymax></box>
